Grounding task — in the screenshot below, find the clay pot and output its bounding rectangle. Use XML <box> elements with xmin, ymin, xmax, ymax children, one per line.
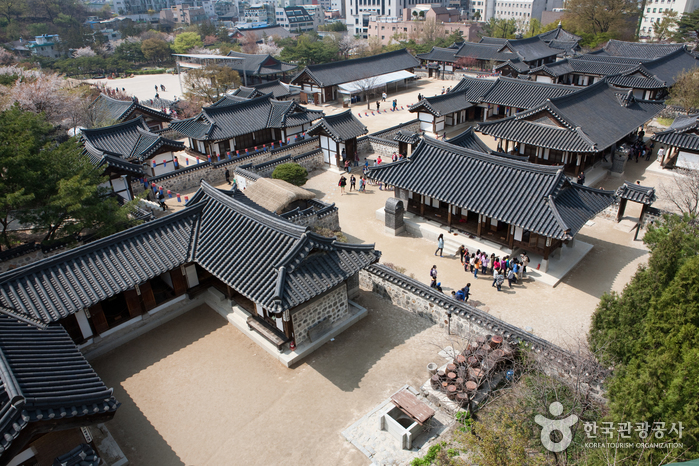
<box><xmin>490</xmin><ymin>335</ymin><xmax>504</xmax><ymax>348</ymax></box>
<box><xmin>447</xmin><ymin>385</ymin><xmax>458</xmax><ymax>400</ymax></box>
<box><xmin>427</xmin><ymin>362</ymin><xmax>438</xmax><ymax>376</ymax></box>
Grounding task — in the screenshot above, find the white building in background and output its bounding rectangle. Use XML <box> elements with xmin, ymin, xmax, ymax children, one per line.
<box><xmin>640</xmin><ymin>0</ymin><xmax>699</xmax><ymax>39</ymax></box>
<box><xmin>472</xmin><ymin>0</ymin><xmax>561</xmax><ymax>24</ymax></box>
<box><xmin>345</xmin><ymin>0</ymin><xmax>452</xmax><ymax>37</ymax></box>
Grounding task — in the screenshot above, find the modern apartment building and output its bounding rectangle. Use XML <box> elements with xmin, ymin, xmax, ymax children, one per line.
<box><xmin>640</xmin><ymin>0</ymin><xmax>698</xmax><ymax>39</ymax></box>
<box><xmin>345</xmin><ymin>0</ymin><xmax>452</xmax><ymax>37</ymax></box>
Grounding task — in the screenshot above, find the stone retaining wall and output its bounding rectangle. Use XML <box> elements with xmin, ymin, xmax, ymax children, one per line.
<box><xmin>292</xmin><ymin>283</ymin><xmax>348</xmax><ymax>346</ymax></box>
<box><xmin>357</xmin><ymin>120</ymin><xmax>420</xmax><ymax>157</ymax></box>
<box><xmin>359</xmin><ymin>264</ymin><xmax>605</xmax><ymax>396</ymax></box>
<box><xmin>0</xmin><ymin>247</ymin><xmax>68</xmax><ymax>274</ymax></box>
<box><xmin>133</xmin><ymin>138</ymin><xmax>320</xmax><ymax>195</ymax></box>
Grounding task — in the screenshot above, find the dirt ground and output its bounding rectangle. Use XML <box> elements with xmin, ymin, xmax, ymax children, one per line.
<box><xmin>93</xmin><ymin>292</ymin><xmax>453</xmax><ymax>466</ymax></box>
<box><xmin>302</xmin><ymin>149</ymin><xmax>673</xmax><ymax>347</ymax></box>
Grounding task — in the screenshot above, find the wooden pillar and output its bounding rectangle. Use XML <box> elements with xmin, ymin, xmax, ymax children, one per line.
<box><xmin>123</xmin><ymin>289</ymin><xmax>143</xmax><ymax>318</ymax></box>
<box><xmin>283</xmin><ymin>310</ymin><xmax>293</xmax><ymax>339</ymax></box>
<box><xmin>616</xmin><ymin>198</ymin><xmax>627</xmax><ymax>222</ymax></box>
<box><xmin>420</xmin><ymin>194</ymin><xmax>425</xmax><ymax>216</ymax></box>
<box><xmin>88</xmin><ymin>302</ymin><xmax>109</xmax><ymax>335</ymax></box>
<box><xmin>139</xmin><ymin>281</ymin><xmax>157</xmax><ymax>311</ymax></box>
<box><xmin>477</xmin><ymin>214</ymin><xmax>483</xmax><ymax>237</ymax></box>
<box><xmin>171</xmin><ymin>267</ymin><xmax>188</xmax><ymax>296</ymax></box>
<box><xmin>448</xmin><ymin>206</ymin><xmax>452</xmax><ymax>227</ymax></box>
<box><xmin>508</xmin><ymin>225</ymin><xmax>514</xmax><ymax>248</ymax></box>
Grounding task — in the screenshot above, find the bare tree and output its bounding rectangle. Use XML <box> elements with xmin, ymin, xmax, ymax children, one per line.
<box><xmin>353</xmin><ymin>76</ymin><xmax>380</xmax><ymax>109</ymax></box>
<box><xmin>660</xmin><ymin>166</ymin><xmax>699</xmax><ymax>215</ymax></box>
<box><xmin>421</xmin><ymin>18</ymin><xmax>446</xmax><ymax>43</ymax></box>
<box><xmin>241</xmin><ymin>31</ymin><xmax>259</xmax><ymax>54</ymax></box>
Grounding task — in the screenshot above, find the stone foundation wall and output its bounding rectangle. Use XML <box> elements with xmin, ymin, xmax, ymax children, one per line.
<box><xmin>0</xmin><ymin>247</ymin><xmax>69</xmax><ymax>274</ymax></box>
<box><xmin>370</xmin><ymin>119</ymin><xmax>420</xmax><ymax>141</ymax></box>
<box><xmin>359</xmin><ymin>264</ymin><xmax>605</xmax><ymax>396</ymax></box>
<box><xmin>292</xmin><ymin>283</ymin><xmax>348</xmax><ymax>346</ymax></box>
<box><xmin>132</xmin><ymin>138</ymin><xmax>321</xmax><ymax>195</ymax></box>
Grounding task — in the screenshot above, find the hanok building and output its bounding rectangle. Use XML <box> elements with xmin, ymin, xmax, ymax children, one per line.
<box><xmin>290</xmin><ymin>49</ymin><xmax>420</xmax><ymax>104</ymax></box>
<box><xmin>409</xmin><ymin>92</ymin><xmax>478</xmax><ymax>137</ymax></box>
<box><xmin>307</xmin><ymin>110</ymin><xmax>368</xmax><ymax>168</ymax></box>
<box><xmin>476</xmin><ymin>80</ymin><xmax>665</xmax><ymax>174</ymax></box>
<box><xmin>416</xmin><ymin>42</ymin><xmax>523</xmax><ymax>77</ymax></box>
<box><xmin>251</xmin><ymin>79</ymin><xmax>301</xmax><ymax>101</ymax></box>
<box><xmin>651</xmin><ymin>113</ymin><xmax>699</xmax><ymax>169</ymax></box>
<box><xmin>169</xmin><ymin>95</ymin><xmax>324</xmax><ymax>157</ymax></box>
<box><xmin>0</xmin><ymin>182</ymin><xmax>380</xmax><ymax>360</ymax></box>
<box><xmin>480</xmin><ymin>36</ymin><xmax>559</xmax><ymax>68</ymax></box>
<box><xmin>89</xmin><ymin>93</ymin><xmax>173</xmax><ymax>131</ymax></box>
<box><xmin>367</xmin><ymin>137</ymin><xmax>615</xmax><ymax>271</ymax></box>
<box><xmin>226</xmin><ymin>51</ymin><xmax>300</xmax><ymax>85</ymax></box>
<box><xmin>528</xmin><ymin>48</ymin><xmax>699</xmax><ymax>99</ymax></box>
<box><xmin>0</xmin><ymin>315</ymin><xmax>119</xmax><ymax>465</ymax></box>
<box><xmin>81</xmin><ymin>118</ymin><xmax>191</xmax><ymax>192</ymax></box>
<box><xmin>536</xmin><ymin>24</ymin><xmax>581</xmax><ymax>57</ymax></box>
<box><xmin>588</xmin><ymin>39</ymin><xmax>686</xmax><ymax>59</ymax></box>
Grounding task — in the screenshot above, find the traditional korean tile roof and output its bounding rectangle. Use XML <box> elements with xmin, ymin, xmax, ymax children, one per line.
<box><xmin>493</xmin><ymin>59</ymin><xmax>531</xmax><ymax>72</ymax></box>
<box><xmin>479</xmin><ymin>37</ymin><xmax>507</xmax><ymax>44</ymax></box>
<box><xmin>226</xmin><ymin>51</ymin><xmax>298</xmax><ymax>77</ymax></box>
<box><xmin>641</xmin><ymin>48</ymin><xmax>699</xmax><ymax>86</ymax></box>
<box><xmin>479</xmin><ymin>76</ymin><xmax>580</xmax><ymax>109</ymax></box>
<box><xmin>169</xmin><ymin>96</ymin><xmax>323</xmax><ymax>142</ymax></box>
<box><xmin>307</xmin><ymin>109</ymin><xmax>368</xmax><ymax>142</ymax></box>
<box><xmin>52</xmin><ymin>444</ymin><xmax>100</xmax><ymax>466</ymax></box>
<box><xmin>0</xmin><ymin>315</ymin><xmax>119</xmax><ymax>456</ymax></box>
<box><xmin>615</xmin><ymin>181</ymin><xmax>656</xmax><ymax>204</ymax></box>
<box><xmin>228</xmin><ymin>86</ymin><xmax>265</xmax><ymax>99</ymax></box>
<box><xmin>416</xmin><ymin>46</ymin><xmax>461</xmax><ymax>63</ymax></box>
<box><xmin>477</xmin><ymin>80</ymin><xmax>665</xmax><ymax>152</ymax></box>
<box><xmin>575</xmin><ymin>54</ymin><xmax>650</xmax><ymax>65</ymax></box>
<box><xmin>547</xmin><ymin>40</ymin><xmax>581</xmax><ymax>55</ymax></box>
<box><xmin>445</xmin><ymin>127</ymin><xmax>492</xmax><ymax>153</ymax></box>
<box><xmin>496</xmin><ymin>36</ymin><xmax>559</xmax><ymax>62</ymax></box>
<box><xmin>393</xmin><ymin>130</ymin><xmax>420</xmax><ymax>144</ymax></box>
<box><xmin>651</xmin><ymin>114</ymin><xmax>699</xmax><ymax>151</ymax></box>
<box><xmin>529</xmin><ymin>58</ymin><xmax>636</xmax><ymax>78</ymax></box>
<box><xmin>291</xmin><ymin>48</ymin><xmax>420</xmax><ymax>88</ymax></box>
<box><xmin>606</xmin><ymin>69</ymin><xmax>666</xmax><ymax>90</ymax></box>
<box><xmin>450</xmin><ymin>76</ymin><xmax>498</xmax><ymax>101</ymax></box>
<box><xmin>366</xmin><ymin>137</ymin><xmax>615</xmax><ymax>240</ymax></box>
<box><xmin>81</xmin><ymin>117</ymin><xmax>184</xmax><ymax>165</ymax></box>
<box><xmin>454</xmin><ymin>41</ymin><xmax>520</xmax><ymax>62</ymax></box>
<box><xmin>409</xmin><ymin>91</ymin><xmax>474</xmax><ymax>116</ymax></box>
<box><xmin>0</xmin><ymin>183</ymin><xmax>379</xmax><ymax>326</ymax></box>
<box><xmin>252</xmin><ymin>79</ymin><xmax>299</xmax><ymax>99</ymax></box>
<box><xmin>538</xmin><ymin>26</ymin><xmax>581</xmax><ymax>43</ymax></box>
<box><xmin>598</xmin><ymin>39</ymin><xmax>686</xmax><ymax>59</ymax></box>
<box><xmin>90</xmin><ymin>94</ymin><xmax>172</xmax><ymax>123</ymax></box>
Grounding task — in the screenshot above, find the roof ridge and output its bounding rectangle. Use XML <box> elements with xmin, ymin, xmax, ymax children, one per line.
<box><xmin>80</xmin><ymin>116</ymin><xmax>146</xmax><ymax>135</ymax></box>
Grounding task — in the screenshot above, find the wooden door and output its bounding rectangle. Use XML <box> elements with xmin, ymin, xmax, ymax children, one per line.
<box><xmin>124</xmin><ymin>288</ymin><xmax>143</xmax><ymax>318</ymax></box>
<box><xmin>88</xmin><ymin>302</ymin><xmax>110</xmax><ymax>335</ymax></box>
<box><xmin>171</xmin><ymin>268</ymin><xmax>188</xmax><ymax>296</ymax></box>
<box><xmin>139</xmin><ymin>281</ymin><xmax>157</xmax><ymax>311</ymax></box>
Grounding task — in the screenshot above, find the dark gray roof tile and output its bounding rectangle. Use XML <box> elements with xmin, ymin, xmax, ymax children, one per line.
<box><xmin>615</xmin><ymin>181</ymin><xmax>656</xmax><ymax>204</ymax></box>
<box><xmin>90</xmin><ymin>94</ymin><xmax>172</xmax><ymax>123</ymax></box>
<box><xmin>366</xmin><ymin>138</ymin><xmax>614</xmax><ymax>239</ymax></box>
<box><xmin>601</xmin><ymin>39</ymin><xmax>686</xmax><ymax>59</ymax></box>
<box><xmin>292</xmin><ymin>49</ymin><xmax>420</xmax><ymax>87</ymax></box>
<box><xmin>409</xmin><ymin>91</ymin><xmax>474</xmax><ymax>116</ymax></box>
<box><xmin>307</xmin><ymin>110</ymin><xmax>368</xmax><ymax>142</ymax></box>
<box><xmin>479</xmin><ymin>76</ymin><xmax>580</xmax><ymax>109</ymax></box>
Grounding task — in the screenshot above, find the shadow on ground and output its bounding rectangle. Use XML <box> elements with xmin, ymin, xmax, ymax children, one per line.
<box><xmin>303</xmin><ymin>292</ymin><xmax>434</xmax><ymax>392</ymax></box>
<box><xmin>91</xmin><ymin>306</ymin><xmax>227</xmax><ymax>466</ymax></box>
<box><xmin>561</xmin><ymin>232</ymin><xmax>648</xmax><ymax>298</ymax></box>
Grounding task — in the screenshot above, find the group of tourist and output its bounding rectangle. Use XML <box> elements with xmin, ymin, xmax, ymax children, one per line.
<box><xmin>628</xmin><ymin>135</ymin><xmax>654</xmax><ymax>163</ymax></box>
<box><xmin>433</xmin><ymin>241</ymin><xmax>531</xmax><ymax>294</ymax></box>
<box><xmin>338</xmin><ymin>174</ymin><xmax>368</xmax><ymax>194</ymax></box>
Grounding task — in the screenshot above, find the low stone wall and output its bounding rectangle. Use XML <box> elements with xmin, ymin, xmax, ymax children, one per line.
<box><xmin>281</xmin><ymin>199</ymin><xmax>340</xmax><ymax>231</ymax></box>
<box><xmin>357</xmin><ymin>120</ymin><xmax>419</xmax><ymax>157</ymax></box>
<box><xmin>132</xmin><ymin>138</ymin><xmax>320</xmax><ymax>195</ymax></box>
<box><xmin>292</xmin><ymin>283</ymin><xmax>349</xmax><ymax>346</ymax></box>
<box><xmin>370</xmin><ymin>119</ymin><xmax>420</xmax><ymax>141</ymax></box>
<box><xmin>359</xmin><ymin>264</ymin><xmax>605</xmax><ymax>396</ymax></box>
<box><xmin>252</xmin><ymin>149</ymin><xmax>324</xmax><ymax>178</ymax></box>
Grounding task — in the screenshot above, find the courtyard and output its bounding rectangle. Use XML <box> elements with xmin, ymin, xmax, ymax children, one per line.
<box><xmin>92</xmin><ymin>292</ymin><xmax>452</xmax><ymax>466</ymax></box>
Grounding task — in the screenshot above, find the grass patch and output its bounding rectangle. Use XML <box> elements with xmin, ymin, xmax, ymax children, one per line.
<box><xmin>656</xmin><ymin>117</ymin><xmax>674</xmax><ymax>126</ymax></box>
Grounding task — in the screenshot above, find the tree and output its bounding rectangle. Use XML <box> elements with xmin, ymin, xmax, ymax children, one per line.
<box><xmin>183</xmin><ymin>65</ymin><xmax>240</xmax><ymax>102</ymax></box>
<box><xmin>481</xmin><ymin>18</ymin><xmax>518</xmax><ymax>38</ymax></box>
<box><xmin>8</xmin><ymin>73</ymin><xmax>68</xmax><ymax>123</ymax></box>
<box><xmin>172</xmin><ymin>31</ymin><xmax>202</xmax><ymax>54</ymax></box>
<box><xmin>563</xmin><ymin>0</ymin><xmax>638</xmax><ymax>35</ymax></box>
<box><xmin>241</xmin><ymin>31</ymin><xmax>259</xmax><ymax>54</ymax></box>
<box><xmin>588</xmin><ymin>214</ymin><xmax>699</xmax><ymax>465</ymax></box>
<box><xmin>73</xmin><ymin>46</ymin><xmax>96</xmax><ymax>58</ymax></box>
<box><xmin>673</xmin><ymin>9</ymin><xmax>699</xmax><ymax>41</ymax></box>
<box><xmin>524</xmin><ymin>18</ymin><xmax>543</xmax><ymax>37</ymax></box>
<box><xmin>0</xmin><ymin>106</ymin><xmax>53</xmax><ymax>248</ymax></box>
<box><xmin>114</xmin><ymin>40</ymin><xmax>145</xmax><ymax>63</ymax></box>
<box><xmin>272</xmin><ymin>163</ymin><xmax>307</xmax><ymax>186</ymax></box>
<box><xmin>421</xmin><ymin>18</ymin><xmax>446</xmax><ymax>43</ymax></box>
<box><xmin>653</xmin><ymin>10</ymin><xmax>679</xmax><ymax>41</ymax></box>
<box><xmin>659</xmin><ymin>167</ymin><xmax>699</xmax><ymax>215</ymax></box>
<box><xmin>141</xmin><ymin>38</ymin><xmax>170</xmax><ymax>63</ymax></box>
<box><xmin>354</xmin><ymin>76</ymin><xmax>379</xmax><ymax>109</ymax></box>
<box><xmin>668</xmin><ymin>69</ymin><xmax>699</xmax><ymax>114</ymax></box>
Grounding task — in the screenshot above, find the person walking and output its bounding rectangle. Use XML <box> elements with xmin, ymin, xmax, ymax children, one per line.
<box><xmin>520</xmin><ymin>253</ymin><xmax>529</xmax><ymax>278</ymax></box>
<box><xmin>577</xmin><ymin>171</ymin><xmax>585</xmax><ymax>185</ymax></box>
<box><xmin>344</xmin><ymin>159</ymin><xmax>350</xmax><ymax>173</ymax></box>
<box><xmin>225</xmin><ymin>168</ymin><xmax>231</xmax><ymax>185</ymax></box>
<box><xmin>481</xmin><ymin>253</ymin><xmax>489</xmax><ymax>274</ymax></box>
<box><xmin>435</xmin><ymin>234</ymin><xmax>444</xmax><ymax>257</ymax></box>
<box><xmin>462</xmin><ymin>283</ymin><xmax>471</xmax><ymax>302</ymax></box>
<box><xmin>392</xmin><ymin>99</ymin><xmax>397</xmax><ymax>111</ymax></box>
<box><xmin>657</xmin><ymin>146</ymin><xmax>665</xmax><ymax>163</ymax></box>
<box><xmin>473</xmin><ymin>255</ymin><xmax>480</xmax><ymax>278</ymax></box>
<box><xmin>430</xmin><ymin>265</ymin><xmax>438</xmax><ymax>283</ymax></box>
<box><xmin>350</xmin><ymin>174</ymin><xmax>356</xmax><ymax>191</ymax></box>
<box><xmin>456</xmin><ymin>245</ymin><xmax>466</xmax><ymax>264</ymax></box>
<box><xmin>507</xmin><ymin>268</ymin><xmax>517</xmax><ymax>288</ymax></box>
<box><xmin>156</xmin><ymin>190</ymin><xmax>168</xmax><ymax>211</ymax></box>
<box><xmin>339</xmin><ymin>175</ymin><xmax>347</xmax><ymax>194</ymax></box>
<box><xmin>376</xmin><ymin>101</ymin><xmax>381</xmax><ymax>112</ymax></box>
<box><xmin>496</xmin><ymin>270</ymin><xmax>505</xmax><ymax>291</ymax></box>
<box><xmin>382</xmin><ymin>92</ymin><xmax>387</xmax><ymax>102</ymax></box>
<box><xmin>492</xmin><ymin>267</ymin><xmax>499</xmax><ymax>288</ymax></box>
<box><xmin>469</xmin><ymin>253</ymin><xmax>476</xmax><ymax>273</ymax></box>
<box><xmin>358</xmin><ymin>176</ymin><xmax>364</xmax><ymax>192</ymax></box>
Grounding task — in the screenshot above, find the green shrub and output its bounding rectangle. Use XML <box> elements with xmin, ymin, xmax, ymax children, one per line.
<box><xmin>271</xmin><ymin>162</ymin><xmax>307</xmax><ymax>186</ymax></box>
